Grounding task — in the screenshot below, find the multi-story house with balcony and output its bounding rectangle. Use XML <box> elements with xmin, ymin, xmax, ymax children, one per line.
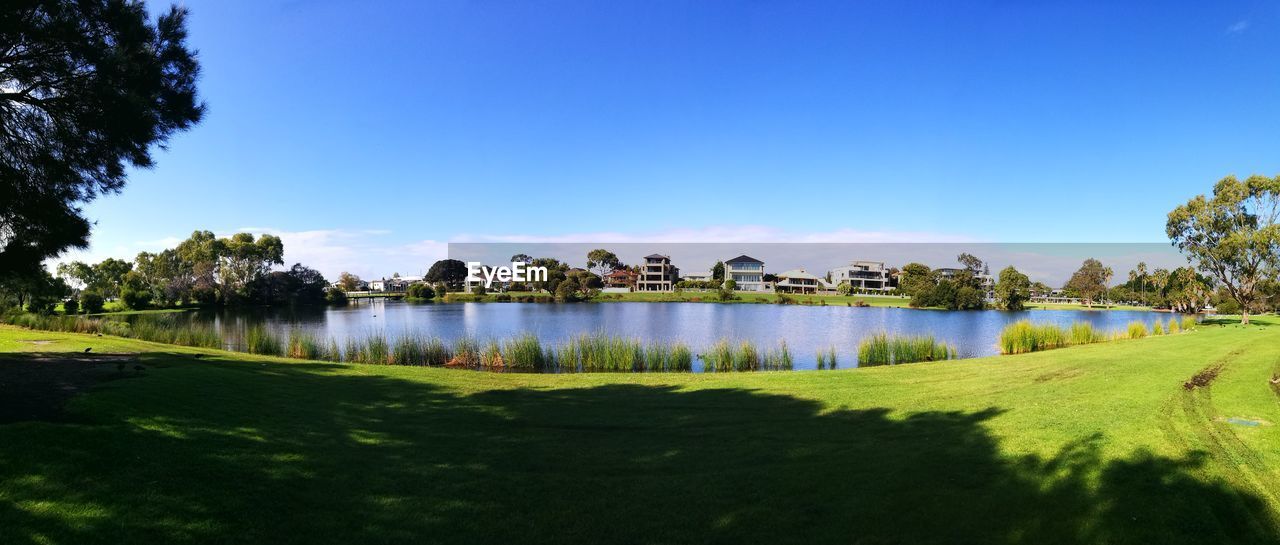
<box><xmin>828</xmin><ymin>261</ymin><xmax>891</xmax><ymax>291</ymax></box>
<box><xmin>725</xmin><ymin>255</ymin><xmax>766</xmax><ymax>291</ymax></box>
<box><xmin>636</xmin><ymin>254</ymin><xmax>679</xmax><ymax>291</ymax></box>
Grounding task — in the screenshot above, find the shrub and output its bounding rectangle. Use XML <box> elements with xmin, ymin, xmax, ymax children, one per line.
<box><xmin>120</xmin><ymin>286</ymin><xmax>152</xmax><ymax>310</ymax></box>
<box><xmin>472</xmin><ymin>284</ymin><xmax>487</xmax><ymax>296</ymax></box>
<box><xmin>837</xmin><ymin>281</ymin><xmax>852</xmax><ymax>296</ymax></box>
<box><xmin>80</xmin><ymin>292</ymin><xmax>105</xmax><ymax>314</ymax></box>
<box><xmin>1167</xmin><ymin>317</ymin><xmax>1181</xmax><ymax>334</ymax></box>
<box><xmin>1215</xmin><ymin>299</ymin><xmax>1241</xmax><ymax>315</ymax></box>
<box><xmin>555</xmin><ymin>279</ymin><xmax>581</xmax><ymax>302</ymax></box>
<box><xmin>326</xmin><ymin>287</ymin><xmax>348</xmax><ymax>305</ymax></box>
<box><xmin>62</xmin><ymin>298</ymin><xmax>79</xmax><ymax>315</ymax></box>
<box><xmin>1126</xmin><ymin>321</ymin><xmax>1149</xmax><ymax>339</ymax></box>
<box><xmin>1152</xmin><ymin>320</ymin><xmax>1165</xmax><ymax>335</ymax></box>
<box><xmin>405</xmin><ymin>283</ymin><xmax>435</xmax><ymax>300</ymax></box>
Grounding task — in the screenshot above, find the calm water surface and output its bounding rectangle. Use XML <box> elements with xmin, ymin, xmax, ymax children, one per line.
<box><xmin>169</xmin><ymin>301</ymin><xmax>1183</xmax><ymax>370</ymax></box>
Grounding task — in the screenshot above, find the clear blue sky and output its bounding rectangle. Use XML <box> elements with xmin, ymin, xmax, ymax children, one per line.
<box><xmin>71</xmin><ymin>0</ymin><xmax>1280</xmax><ymax>278</ymax></box>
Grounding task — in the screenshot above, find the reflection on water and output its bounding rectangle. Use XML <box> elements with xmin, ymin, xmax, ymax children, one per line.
<box><xmin>144</xmin><ymin>301</ymin><xmax>1182</xmax><ymax>370</ymax></box>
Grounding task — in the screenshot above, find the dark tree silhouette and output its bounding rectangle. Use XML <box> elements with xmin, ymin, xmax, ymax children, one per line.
<box><xmin>425</xmin><ymin>259</ymin><xmax>469</xmax><ymax>290</ymax></box>
<box><xmin>0</xmin><ymin>0</ymin><xmax>205</xmax><ymax>280</ymax></box>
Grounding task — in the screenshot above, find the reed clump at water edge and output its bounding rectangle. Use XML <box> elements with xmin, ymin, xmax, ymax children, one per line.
<box><xmin>999</xmin><ymin>316</ymin><xmax>1197</xmax><ymax>355</ymax></box>
<box><xmin>701</xmin><ymin>339</ymin><xmax>792</xmax><ymax>372</ymax></box>
<box><xmin>856</xmin><ymin>333</ymin><xmax>956</xmax><ymax>367</ymax></box>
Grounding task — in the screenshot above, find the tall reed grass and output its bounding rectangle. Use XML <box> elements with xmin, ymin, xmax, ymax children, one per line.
<box><xmin>857</xmin><ymin>333</ymin><xmax>955</xmax><ymax>366</ymax></box>
<box><xmin>999</xmin><ymin>316</ymin><xmax>1194</xmax><ymax>355</ymax></box>
<box><xmin>700</xmin><ymin>339</ymin><xmax>792</xmax><ymax>372</ymax></box>
<box><xmin>1181</xmin><ymin>315</ymin><xmax>1197</xmax><ymax>331</ymax></box>
<box><xmin>9</xmin><ymin>311</ymin><xmax>1044</xmax><ymax>373</ymax></box>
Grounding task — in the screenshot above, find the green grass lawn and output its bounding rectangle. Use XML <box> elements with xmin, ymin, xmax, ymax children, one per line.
<box><xmin>1</xmin><ymin>321</ymin><xmax>1277</xmax><ymax>544</ymax></box>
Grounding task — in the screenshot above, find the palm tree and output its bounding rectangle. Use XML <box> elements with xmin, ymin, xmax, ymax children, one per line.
<box><xmin>1103</xmin><ymin>267</ymin><xmax>1114</xmax><ymax>308</ymax></box>
<box><xmin>1152</xmin><ymin>268</ymin><xmax>1170</xmax><ymax>305</ymax></box>
<box><xmin>1136</xmin><ymin>261</ymin><xmax>1148</xmax><ymax>304</ymax></box>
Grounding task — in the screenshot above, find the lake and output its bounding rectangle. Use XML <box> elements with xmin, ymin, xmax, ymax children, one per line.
<box><xmin>158</xmin><ymin>301</ymin><xmax>1183</xmax><ymax>370</ymax></box>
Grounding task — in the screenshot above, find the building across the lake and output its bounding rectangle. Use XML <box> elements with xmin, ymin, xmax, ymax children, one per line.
<box><xmin>774</xmin><ymin>269</ymin><xmax>831</xmax><ymax>294</ymax></box>
<box><xmin>636</xmin><ymin>254</ymin><xmax>679</xmax><ymax>291</ymax></box>
<box><xmin>725</xmin><ymin>255</ymin><xmax>767</xmax><ymax>291</ymax></box>
<box><xmin>681</xmin><ymin>271</ymin><xmax>713</xmax><ymax>283</ymax></box>
<box><xmin>370</xmin><ymin>275</ymin><xmax>421</xmax><ymax>292</ymax></box>
<box><xmin>604</xmin><ymin>269</ymin><xmax>638</xmax><ymax>289</ymax></box>
<box><xmin>828</xmin><ymin>261</ymin><xmax>891</xmax><ymax>291</ymax></box>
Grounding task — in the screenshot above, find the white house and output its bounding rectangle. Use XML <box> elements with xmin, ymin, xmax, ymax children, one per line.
<box><xmin>725</xmin><ymin>255</ymin><xmax>767</xmax><ymax>292</ymax></box>
<box><xmin>682</xmin><ymin>271</ymin><xmax>713</xmax><ymax>283</ymax></box>
<box><xmin>370</xmin><ymin>275</ymin><xmax>422</xmax><ymax>293</ymax></box>
<box><xmin>636</xmin><ymin>254</ymin><xmax>680</xmax><ymax>292</ymax></box>
<box><xmin>828</xmin><ymin>261</ymin><xmax>891</xmax><ymax>291</ymax></box>
<box><xmin>774</xmin><ymin>269</ymin><xmax>832</xmax><ymax>294</ymax></box>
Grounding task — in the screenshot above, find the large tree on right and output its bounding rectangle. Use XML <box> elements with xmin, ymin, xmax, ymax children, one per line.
<box><xmin>1166</xmin><ymin>175</ymin><xmax>1280</xmax><ymax>323</ymax></box>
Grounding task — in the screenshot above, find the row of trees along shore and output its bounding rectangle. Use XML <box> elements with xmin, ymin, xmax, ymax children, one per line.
<box><xmin>3</xmin><ymin>231</ymin><xmax>339</xmax><ymax>313</ymax></box>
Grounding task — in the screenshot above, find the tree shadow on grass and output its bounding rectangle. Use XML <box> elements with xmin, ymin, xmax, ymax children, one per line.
<box><xmin>0</xmin><ymin>356</ymin><xmax>1275</xmax><ymax>545</ymax></box>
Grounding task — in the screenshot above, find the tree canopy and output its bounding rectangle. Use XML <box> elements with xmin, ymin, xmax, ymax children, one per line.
<box><xmin>1065</xmin><ymin>259</ymin><xmax>1109</xmax><ymax>306</ymax></box>
<box><xmin>994</xmin><ymin>266</ymin><xmax>1031</xmax><ymax>311</ymax></box>
<box><xmin>1</xmin><ymin>0</ymin><xmax>205</xmax><ymax>283</ymax></box>
<box><xmin>425</xmin><ymin>259</ymin><xmax>469</xmax><ymax>290</ymax></box>
<box><xmin>1167</xmin><ymin>174</ymin><xmax>1280</xmax><ymax>323</ymax></box>
<box><xmin>586</xmin><ymin>249</ymin><xmax>620</xmax><ymax>278</ymax></box>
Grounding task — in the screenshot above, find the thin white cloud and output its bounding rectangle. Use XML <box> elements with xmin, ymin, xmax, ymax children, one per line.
<box><xmin>1227</xmin><ymin>20</ymin><xmax>1250</xmax><ymax>34</ymax></box>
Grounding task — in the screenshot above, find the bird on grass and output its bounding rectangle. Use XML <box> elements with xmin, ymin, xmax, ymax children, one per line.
<box><xmin>83</xmin><ymin>347</ymin><xmax>92</xmax><ymax>353</ymax></box>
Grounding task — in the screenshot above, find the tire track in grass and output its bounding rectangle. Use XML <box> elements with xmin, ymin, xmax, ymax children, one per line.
<box><xmin>1161</xmin><ymin>342</ymin><xmax>1280</xmax><ymax>534</ymax></box>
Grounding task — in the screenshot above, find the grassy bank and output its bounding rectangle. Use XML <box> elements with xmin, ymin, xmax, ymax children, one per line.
<box><xmin>1</xmin><ymin>320</ymin><xmax>1278</xmax><ymax>543</ymax></box>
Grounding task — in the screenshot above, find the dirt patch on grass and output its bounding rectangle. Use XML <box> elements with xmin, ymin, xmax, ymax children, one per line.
<box><xmin>1034</xmin><ymin>368</ymin><xmax>1084</xmax><ymax>383</ymax></box>
<box><xmin>0</xmin><ymin>354</ymin><xmax>140</xmax><ymax>424</ymax></box>
<box><xmin>1183</xmin><ymin>363</ymin><xmax>1224</xmax><ymax>391</ymax></box>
